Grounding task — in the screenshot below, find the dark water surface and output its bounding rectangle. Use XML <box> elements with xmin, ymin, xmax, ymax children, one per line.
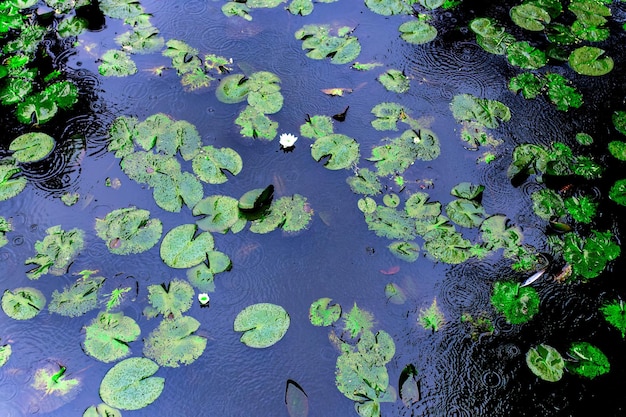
<box><xmin>1</xmin><ymin>1</ymin><xmax>626</xmax><ymax>416</ymax></box>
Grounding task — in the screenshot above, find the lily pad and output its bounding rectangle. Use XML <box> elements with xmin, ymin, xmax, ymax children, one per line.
<box><xmin>49</xmin><ymin>274</ymin><xmax>105</xmax><ymax>317</ymax></box>
<box><xmin>193</xmin><ymin>195</ymin><xmax>241</xmax><ymax>233</ymax></box>
<box><xmin>365</xmin><ymin>0</ymin><xmax>411</xmax><ymax>15</ymax></box>
<box><xmin>234</xmin><ymin>303</ymin><xmax>290</xmax><ymax>348</ymax></box>
<box><xmin>378</xmin><ymin>69</ymin><xmax>410</xmax><ymax>93</ymax></box>
<box><xmin>490</xmin><ymin>281</ymin><xmax>539</xmax><ymax>324</ymax></box>
<box><xmin>371</xmin><ymin>102</ymin><xmax>407</xmax><ymax>131</ymax></box>
<box><xmin>249</xmin><ymin>194</ymin><xmax>313</xmax><ymax>234</ymax></box>
<box><xmin>506</xmin><ymin>41</ymin><xmax>546</xmax><ymax>70</ymax></box>
<box><xmin>235</xmin><ymin>105</ymin><xmax>278</xmax><ymax>140</ymax></box>
<box><xmin>9</xmin><ymin>132</ymin><xmax>55</xmax><ymax>163</ymax></box>
<box><xmin>25</xmin><ymin>225</ymin><xmax>85</xmax><ymax>279</ymax></box>
<box><xmin>300</xmin><ymin>115</ymin><xmax>334</xmax><ymax>139</ymax></box>
<box><xmin>32</xmin><ymin>364</ymin><xmax>81</xmax><ymax>407</ymax></box>
<box><xmin>2</xmin><ymin>287</ymin><xmax>46</xmax><ymax>320</ymax></box>
<box><xmin>285</xmin><ymin>379</ymin><xmax>309</xmax><ymax>417</ymax></box>
<box><xmin>608</xmin><ymin>141</ymin><xmax>626</xmax><ymax>161</ymax></box>
<box><xmin>343</xmin><ymin>303</ymin><xmax>374</xmax><ymax>338</ymax></box>
<box><xmin>0</xmin><ymin>216</ymin><xmax>11</xmax><ymax>248</ymax></box>
<box><xmin>544</xmin><ymin>73</ymin><xmax>583</xmax><ymax>111</ymax></box>
<box><xmin>95</xmin><ymin>207</ymin><xmax>162</xmax><ymax>255</ymax></box>
<box><xmin>566</xmin><ymin>342</ymin><xmax>609</xmax><ymax>379</ymax></box>
<box><xmin>215</xmin><ymin>74</ymin><xmax>250</xmax><ymax>104</ymax></box>
<box><xmin>385</xmin><ymin>282</ymin><xmax>407</xmax><ymax>304</ymax></box>
<box><xmin>613</xmin><ymin>111</ymin><xmax>626</xmax><ymax>136</ymax></box>
<box><xmin>445</xmin><ymin>199</ymin><xmax>486</xmax><ymax>228</ymax></box>
<box><xmin>600</xmin><ymin>299</ymin><xmax>626</xmax><ymax>338</ymax></box>
<box><xmin>83</xmin><ymin>404</ymin><xmax>122</xmax><ymax>417</ymax></box>
<box><xmin>311</xmin><ymin>133</ymin><xmax>360</xmax><ymax>170</ymax></box>
<box><xmin>160</xmin><ymin>224</ymin><xmax>214</xmax><ymax>269</ymax></box>
<box><xmin>451</xmin><ymin>94</ymin><xmax>511</xmax><ymax>128</ymax></box>
<box><xmin>562</xmin><ymin>230</ymin><xmax>620</xmax><ymax>280</ymax></box>
<box><xmin>399</xmin><ymin>364</ymin><xmax>419</xmax><ymax>407</ymax></box>
<box><xmin>526</xmin><ymin>344</ymin><xmax>564</xmax><ymax>382</ymax></box>
<box><xmin>145</xmin><ymin>280</ymin><xmax>195</xmax><ymax>318</ymax></box>
<box><xmin>99</xmin><ymin>49</ymin><xmax>137</xmax><ymax>77</ymax></box>
<box><xmin>294</xmin><ymin>24</ymin><xmax>361</xmax><ymax>65</ymax></box>
<box><xmin>568</xmin><ymin>46</ymin><xmax>613</xmax><ymax>76</ymax></box>
<box><xmin>388</xmin><ymin>241</ymin><xmax>420</xmax><ymax>262</ymax></box>
<box><xmin>347</xmin><ymin>168</ymin><xmax>382</xmax><ymax>196</ymax></box>
<box><xmin>309</xmin><ymin>297</ymin><xmax>341</xmax><ymax>326</ymax></box>
<box><xmin>609</xmin><ymin>178</ymin><xmax>626</xmax><ymax>206</ymax></box>
<box><xmin>510</xmin><ymin>4</ymin><xmax>551</xmax><ymax>31</ymax></box>
<box><xmin>419</xmin><ymin>298</ymin><xmax>445</xmax><ymax>331</ymax></box>
<box><xmin>398</xmin><ymin>20</ymin><xmax>437</xmax><ymax>45</ymax></box>
<box><xmin>192</xmin><ymin>145</ymin><xmax>243</xmax><ymax>184</ymax></box>
<box><xmin>238</xmin><ymin>185</ymin><xmax>274</xmax><ymax>220</ymax></box>
<box><xmin>143</xmin><ymin>316</ymin><xmax>207</xmax><ymax>367</ymax></box>
<box><xmin>83</xmin><ymin>312</ymin><xmax>141</xmax><ymax>363</ymax></box>
<box><xmin>99</xmin><ymin>357</ymin><xmax>165</xmax><ymax>411</ymax></box>
<box><xmin>479</xmin><ymin>215</ymin><xmax>524</xmax><ymax>257</ymax></box>
<box><xmin>0</xmin><ymin>343</ymin><xmax>11</xmax><ymax>367</ymax></box>
<box><xmin>531</xmin><ymin>188</ymin><xmax>565</xmax><ymax>220</ymax></box>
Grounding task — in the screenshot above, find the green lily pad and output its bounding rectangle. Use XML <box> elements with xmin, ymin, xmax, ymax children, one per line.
<box><xmin>145</xmin><ymin>280</ymin><xmax>195</xmax><ymax>319</ymax></box>
<box><xmin>378</xmin><ymin>69</ymin><xmax>410</xmax><ymax>93</ymax></box>
<box><xmin>510</xmin><ymin>4</ymin><xmax>551</xmax><ymax>31</ymax></box>
<box><xmin>186</xmin><ymin>250</ymin><xmax>232</xmax><ymax>292</ymax></box>
<box><xmin>32</xmin><ymin>364</ymin><xmax>80</xmax><ymax>405</ymax></box>
<box><xmin>234</xmin><ymin>303</ymin><xmax>290</xmax><ymax>348</ymax></box>
<box><xmin>143</xmin><ymin>316</ymin><xmax>207</xmax><ymax>367</ymax></box>
<box><xmin>423</xmin><ymin>229</ymin><xmax>472</xmax><ymax>264</ymax></box>
<box><xmin>222</xmin><ymin>2</ymin><xmax>252</xmax><ymax>20</ymax></box>
<box><xmin>371</xmin><ymin>102</ymin><xmax>407</xmax><ymax>131</ymax></box>
<box><xmin>342</xmin><ymin>303</ymin><xmax>375</xmax><ymax>338</ymax></box>
<box><xmin>300</xmin><ymin>115</ymin><xmax>334</xmax><ymax>139</ymax></box>
<box><xmin>491</xmin><ymin>281</ymin><xmax>539</xmax><ymax>324</ymax></box>
<box><xmin>445</xmin><ymin>199</ymin><xmax>486</xmax><ymax>228</ymax></box>
<box><xmin>388</xmin><ymin>241</ymin><xmax>420</xmax><ymax>262</ymax></box>
<box><xmin>235</xmin><ymin>105</ymin><xmax>278</xmax><ymax>140</ymax></box>
<box><xmin>294</xmin><ymin>24</ymin><xmax>361</xmax><ymax>65</ymax></box>
<box><xmin>506</xmin><ymin>41</ymin><xmax>546</xmax><ymax>70</ymax></box>
<box><xmin>95</xmin><ymin>207</ymin><xmax>163</xmax><ymax>255</ymax></box>
<box><xmin>99</xmin><ymin>49</ymin><xmax>137</xmax><ymax>77</ymax></box>
<box><xmin>451</xmin><ymin>94</ymin><xmax>511</xmax><ymax>128</ymax></box>
<box><xmin>531</xmin><ymin>188</ymin><xmax>565</xmax><ymax>220</ymax></box>
<box><xmin>215</xmin><ymin>74</ymin><xmax>250</xmax><ymax>104</ymax></box>
<box><xmin>609</xmin><ymin>178</ymin><xmax>626</xmax><ymax>206</ymax></box>
<box><xmin>83</xmin><ymin>403</ymin><xmax>122</xmax><ymax>417</ymax></box>
<box><xmin>2</xmin><ymin>287</ymin><xmax>46</xmax><ymax>320</ymax></box>
<box><xmin>613</xmin><ymin>111</ymin><xmax>626</xmax><ymax>136</ymax></box>
<box><xmin>287</xmin><ymin>0</ymin><xmax>314</xmax><ymax>15</ymax></box>
<box><xmin>479</xmin><ymin>215</ymin><xmax>524</xmax><ymax>256</ymax></box>
<box><xmin>600</xmin><ymin>299</ymin><xmax>626</xmax><ymax>338</ymax></box>
<box><xmin>0</xmin><ymin>159</ymin><xmax>27</xmax><ymax>201</ymax></box>
<box><xmin>526</xmin><ymin>344</ymin><xmax>564</xmax><ymax>382</ymax></box>
<box><xmin>0</xmin><ymin>343</ymin><xmax>12</xmax><ymax>367</ymax></box>
<box><xmin>419</xmin><ymin>298</ymin><xmax>444</xmax><ymax>331</ymax></box>
<box><xmin>569</xmin><ymin>46</ymin><xmax>613</xmax><ymax>76</ymax></box>
<box><xmin>249</xmin><ymin>194</ymin><xmax>313</xmax><ymax>234</ymax></box>
<box><xmin>49</xmin><ymin>274</ymin><xmax>105</xmax><ymax>317</ymax></box>
<box><xmin>562</xmin><ymin>230</ymin><xmax>620</xmax><ymax>280</ymax></box>
<box><xmin>608</xmin><ymin>141</ymin><xmax>626</xmax><ymax>161</ymax></box>
<box><xmin>311</xmin><ymin>134</ymin><xmax>360</xmax><ymax>170</ymax></box>
<box><xmin>566</xmin><ymin>342</ymin><xmax>610</xmax><ymax>379</ymax></box>
<box><xmin>115</xmin><ymin>27</ymin><xmax>164</xmax><ymax>54</ymax></box>
<box><xmin>9</xmin><ymin>132</ymin><xmax>55</xmax><ymax>163</ymax></box>
<box><xmin>25</xmin><ymin>225</ymin><xmax>85</xmax><ymax>279</ymax></box>
<box><xmin>160</xmin><ymin>224</ymin><xmax>214</xmax><ymax>268</ymax></box>
<box><xmin>98</xmin><ymin>0</ymin><xmax>145</xmax><ymax>19</ymax></box>
<box><xmin>385</xmin><ymin>282</ymin><xmax>407</xmax><ymax>304</ymax></box>
<box><xmin>152</xmin><ymin>171</ymin><xmax>203</xmax><ymax>213</ymax></box>
<box><xmin>309</xmin><ymin>297</ymin><xmax>341</xmax><ymax>326</ymax></box>
<box><xmin>544</xmin><ymin>73</ymin><xmax>583</xmax><ymax>111</ymax></box>
<box><xmin>0</xmin><ymin>216</ymin><xmax>10</xmax><ymax>248</ymax></box>
<box><xmin>509</xmin><ymin>72</ymin><xmax>545</xmax><ymax>99</ymax></box>
<box><xmin>450</xmin><ymin>182</ymin><xmax>484</xmax><ymax>200</ymax></box>
<box><xmin>347</xmin><ymin>168</ymin><xmax>382</xmax><ymax>196</ymax></box>
<box><xmin>398</xmin><ymin>20</ymin><xmax>437</xmax><ymax>44</ymax></box>
<box><xmin>193</xmin><ymin>195</ymin><xmax>241</xmax><ymax>233</ymax></box>
<box><xmin>99</xmin><ymin>357</ymin><xmax>165</xmax><ymax>411</ymax></box>
<box><xmin>83</xmin><ymin>312</ymin><xmax>141</xmax><ymax>363</ymax></box>
<box><xmin>365</xmin><ymin>0</ymin><xmax>411</xmax><ymax>15</ymax></box>
<box><xmin>564</xmin><ymin>195</ymin><xmax>597</xmax><ymax>223</ymax></box>
<box><xmin>192</xmin><ymin>146</ymin><xmax>243</xmax><ymax>184</ymax></box>
<box><xmin>238</xmin><ymin>185</ymin><xmax>274</xmax><ymax>220</ymax></box>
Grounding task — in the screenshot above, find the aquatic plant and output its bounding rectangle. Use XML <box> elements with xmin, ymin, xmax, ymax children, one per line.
<box><xmin>49</xmin><ymin>272</ymin><xmax>105</xmax><ymax>317</ymax></box>
<box><xmin>83</xmin><ymin>403</ymin><xmax>122</xmax><ymax>417</ymax></box>
<box><xmin>378</xmin><ymin>69</ymin><xmax>410</xmax><ymax>93</ymax></box>
<box><xmin>419</xmin><ymin>298</ymin><xmax>444</xmax><ymax>331</ymax></box>
<box><xmin>399</xmin><ymin>364</ymin><xmax>420</xmax><ymax>407</ymax></box>
<box><xmin>0</xmin><ymin>341</ymin><xmax>11</xmax><ymax>367</ymax></box>
<box><xmin>385</xmin><ymin>283</ymin><xmax>407</xmax><ymax>304</ymax></box>
<box><xmin>249</xmin><ymin>194</ymin><xmax>313</xmax><ymax>234</ymax></box>
<box><xmin>1</xmin><ymin>287</ymin><xmax>46</xmax><ymax>320</ymax></box>
<box><xmin>295</xmin><ymin>24</ymin><xmax>361</xmax><ymax>65</ymax></box>
<box><xmin>490</xmin><ymin>281</ymin><xmax>539</xmax><ymax>324</ymax></box>
<box><xmin>311</xmin><ymin>133</ymin><xmax>360</xmax><ymax>170</ymax></box>
<box><xmin>0</xmin><ymin>216</ymin><xmax>10</xmax><ymax>247</ymax></box>
<box><xmin>99</xmin><ymin>50</ymin><xmax>137</xmax><ymax>77</ymax></box>
<box><xmin>309</xmin><ymin>297</ymin><xmax>342</xmax><ymax>326</ymax></box>
<box><xmin>398</xmin><ymin>18</ymin><xmax>437</xmax><ymax>45</ymax></box>
<box><xmin>234</xmin><ymin>303</ymin><xmax>290</xmax><ymax>348</ymax></box>
<box><xmin>568</xmin><ymin>46</ymin><xmax>613</xmax><ymax>76</ymax></box>
<box><xmin>388</xmin><ymin>241</ymin><xmax>420</xmax><ymax>262</ymax></box>
<box><xmin>526</xmin><ymin>344</ymin><xmax>564</xmax><ymax>382</ymax></box>
<box><xmin>25</xmin><ymin>225</ymin><xmax>85</xmax><ymax>279</ymax></box>
<box><xmin>9</xmin><ymin>132</ymin><xmax>55</xmax><ymax>162</ymax></box>
<box><xmin>285</xmin><ymin>379</ymin><xmax>309</xmax><ymax>417</ymax></box>
<box><xmin>159</xmin><ymin>224</ymin><xmax>215</xmax><ymax>269</ymax></box>
<box><xmin>566</xmin><ymin>342</ymin><xmax>610</xmax><ymax>379</ymax></box>
<box><xmin>451</xmin><ymin>94</ymin><xmax>511</xmax><ymax>129</ymax></box>
<box><xmin>32</xmin><ymin>363</ymin><xmax>80</xmax><ymax>398</ymax></box>
<box><xmin>143</xmin><ymin>316</ymin><xmax>207</xmax><ymax>367</ymax></box>
<box><xmin>83</xmin><ymin>311</ymin><xmax>141</xmax><ymax>363</ymax></box>
<box><xmin>99</xmin><ymin>357</ymin><xmax>165</xmax><ymax>410</ymax></box>
<box><xmin>600</xmin><ymin>299</ymin><xmax>626</xmax><ymax>338</ymax></box>
<box><xmin>561</xmin><ymin>230</ymin><xmax>620</xmax><ymax>280</ymax></box>
<box><xmin>0</xmin><ymin>159</ymin><xmax>27</xmax><ymax>201</ymax></box>
<box><xmin>95</xmin><ymin>207</ymin><xmax>163</xmax><ymax>255</ymax></box>
<box><xmin>144</xmin><ymin>280</ymin><xmax>194</xmax><ymax>319</ymax></box>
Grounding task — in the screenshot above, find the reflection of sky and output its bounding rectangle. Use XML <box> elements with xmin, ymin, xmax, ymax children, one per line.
<box><xmin>2</xmin><ymin>0</ymin><xmax>626</xmax><ymax>416</ymax></box>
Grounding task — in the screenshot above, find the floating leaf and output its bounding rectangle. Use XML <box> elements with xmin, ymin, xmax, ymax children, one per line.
<box><xmin>509</xmin><ymin>72</ymin><xmax>544</xmax><ymax>99</ymax></box>
<box><xmin>193</xmin><ymin>195</ymin><xmax>241</xmax><ymax>233</ymax></box>
<box><xmin>566</xmin><ymin>342</ymin><xmax>610</xmax><ymax>379</ymax></box>
<box><xmin>445</xmin><ymin>199</ymin><xmax>486</xmax><ymax>228</ymax></box>
<box><xmin>285</xmin><ymin>379</ymin><xmax>309</xmax><ymax>417</ymax></box>
<box><xmin>300</xmin><ymin>115</ymin><xmax>334</xmax><ymax>139</ymax></box>
<box><xmin>343</xmin><ymin>303</ymin><xmax>374</xmax><ymax>338</ymax></box>
<box><xmin>222</xmin><ymin>2</ymin><xmax>252</xmax><ymax>21</ymax></box>
<box><xmin>152</xmin><ymin>171</ymin><xmax>203</xmax><ymax>213</ymax></box>
<box><xmin>365</xmin><ymin>206</ymin><xmax>416</xmax><ymax>240</ymax></box>
<box><xmin>0</xmin><ymin>160</ymin><xmax>26</xmax><ymax>201</ymax></box>
<box><xmin>9</xmin><ymin>132</ymin><xmax>55</xmax><ymax>163</ymax></box>
<box><xmin>215</xmin><ymin>74</ymin><xmax>250</xmax><ymax>104</ymax></box>
<box><xmin>99</xmin><ymin>50</ymin><xmax>137</xmax><ymax>77</ymax></box>
<box><xmin>0</xmin><ymin>343</ymin><xmax>12</xmax><ymax>367</ymax></box>
<box><xmin>83</xmin><ymin>403</ymin><xmax>122</xmax><ymax>417</ymax></box>
<box><xmin>160</xmin><ymin>224</ymin><xmax>214</xmax><ymax>269</ymax></box>
<box><xmin>311</xmin><ymin>134</ymin><xmax>360</xmax><ymax>170</ymax></box>
<box><xmin>145</xmin><ymin>280</ymin><xmax>194</xmax><ymax>318</ymax></box>
<box><xmin>385</xmin><ymin>283</ymin><xmax>407</xmax><ymax>304</ymax></box>
<box><xmin>365</xmin><ymin>0</ymin><xmax>412</xmax><ymax>15</ymax></box>
<box><xmin>608</xmin><ymin>141</ymin><xmax>626</xmax><ymax>161</ymax></box>
<box><xmin>450</xmin><ymin>94</ymin><xmax>511</xmax><ymax>128</ymax></box>
<box><xmin>609</xmin><ymin>178</ymin><xmax>626</xmax><ymax>206</ymax></box>
<box><xmin>613</xmin><ymin>111</ymin><xmax>626</xmax><ymax>136</ymax></box>
<box><xmin>419</xmin><ymin>298</ymin><xmax>444</xmax><ymax>331</ymax></box>
<box><xmin>544</xmin><ymin>73</ymin><xmax>583</xmax><ymax>111</ymax></box>
<box><xmin>510</xmin><ymin>4</ymin><xmax>551</xmax><ymax>31</ymax></box>
<box><xmin>0</xmin><ymin>216</ymin><xmax>10</xmax><ymax>248</ymax></box>
<box><xmin>95</xmin><ymin>207</ymin><xmax>162</xmax><ymax>255</ymax></box>
<box><xmin>116</xmin><ymin>27</ymin><xmax>164</xmax><ymax>54</ymax></box>
<box><xmin>526</xmin><ymin>344</ymin><xmax>564</xmax><ymax>382</ymax></box>
<box><xmin>235</xmin><ymin>105</ymin><xmax>278</xmax><ymax>140</ymax></box>
<box><xmin>378</xmin><ymin>69</ymin><xmax>409</xmax><ymax>93</ymax></box>
<box><xmin>531</xmin><ymin>188</ymin><xmax>565</xmax><ymax>220</ymax></box>
<box><xmin>234</xmin><ymin>303</ymin><xmax>290</xmax><ymax>348</ymax></box>
<box><xmin>568</xmin><ymin>46</ymin><xmax>613</xmax><ymax>76</ymax></box>
<box><xmin>347</xmin><ymin>168</ymin><xmax>382</xmax><ymax>195</ymax></box>
<box><xmin>83</xmin><ymin>312</ymin><xmax>141</xmax><ymax>363</ymax></box>
<box><xmin>562</xmin><ymin>230</ymin><xmax>620</xmax><ymax>280</ymax></box>
<box><xmin>99</xmin><ymin>357</ymin><xmax>165</xmax><ymax>411</ymax></box>
<box><xmin>294</xmin><ymin>24</ymin><xmax>361</xmax><ymax>65</ymax></box>
<box><xmin>249</xmin><ymin>194</ymin><xmax>313</xmax><ymax>234</ymax></box>
<box><xmin>600</xmin><ymin>299</ymin><xmax>626</xmax><ymax>338</ymax></box>
<box><xmin>399</xmin><ymin>364</ymin><xmax>419</xmax><ymax>407</ymax></box>
<box><xmin>186</xmin><ymin>251</ymin><xmax>232</xmax><ymax>292</ymax></box>
<box><xmin>423</xmin><ymin>229</ymin><xmax>472</xmax><ymax>264</ymax></box>
<box><xmin>479</xmin><ymin>215</ymin><xmax>523</xmax><ymax>256</ymax></box>
<box><xmin>309</xmin><ymin>297</ymin><xmax>341</xmax><ymax>326</ymax></box>
<box><xmin>143</xmin><ymin>316</ymin><xmax>207</xmax><ymax>367</ymax></box>
<box><xmin>192</xmin><ymin>145</ymin><xmax>243</xmax><ymax>184</ymax></box>
<box><xmin>388</xmin><ymin>241</ymin><xmax>420</xmax><ymax>262</ymax></box>
<box><xmin>2</xmin><ymin>287</ymin><xmax>46</xmax><ymax>320</ymax></box>
<box><xmin>25</xmin><ymin>225</ymin><xmax>85</xmax><ymax>279</ymax></box>
<box><xmin>371</xmin><ymin>102</ymin><xmax>407</xmax><ymax>131</ymax></box>
<box><xmin>32</xmin><ymin>364</ymin><xmax>80</xmax><ymax>405</ymax></box>
<box><xmin>398</xmin><ymin>20</ymin><xmax>437</xmax><ymax>44</ymax></box>
<box><xmin>564</xmin><ymin>195</ymin><xmax>597</xmax><ymax>223</ymax></box>
<box><xmin>49</xmin><ymin>275</ymin><xmax>105</xmax><ymax>317</ymax></box>
<box><xmin>491</xmin><ymin>281</ymin><xmax>539</xmax><ymax>324</ymax></box>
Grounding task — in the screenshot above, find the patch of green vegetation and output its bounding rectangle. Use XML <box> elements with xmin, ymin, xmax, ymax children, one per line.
<box><xmin>564</xmin><ymin>195</ymin><xmax>597</xmax><ymax>223</ymax></box>
<box><xmin>491</xmin><ymin>281</ymin><xmax>539</xmax><ymax>324</ymax></box>
<box><xmin>419</xmin><ymin>298</ymin><xmax>444</xmax><ymax>331</ymax></box>
<box><xmin>531</xmin><ymin>188</ymin><xmax>565</xmax><ymax>220</ymax></box>
<box><xmin>568</xmin><ymin>46</ymin><xmax>613</xmax><ymax>76</ymax></box>
<box><xmin>566</xmin><ymin>342</ymin><xmax>610</xmax><ymax>379</ymax></box>
<box><xmin>510</xmin><ymin>3</ymin><xmax>551</xmax><ymax>31</ymax></box>
<box><xmin>49</xmin><ymin>272</ymin><xmax>105</xmax><ymax>317</ymax></box>
<box><xmin>378</xmin><ymin>69</ymin><xmax>409</xmax><ymax>93</ymax></box>
<box><xmin>99</xmin><ymin>50</ymin><xmax>137</xmax><ymax>77</ymax></box>
<box><xmin>99</xmin><ymin>357</ymin><xmax>164</xmax><ymax>411</ymax></box>
<box><xmin>385</xmin><ymin>282</ymin><xmax>407</xmax><ymax>304</ymax></box>
<box><xmin>294</xmin><ymin>24</ymin><xmax>361</xmax><ymax>65</ymax></box>
<box><xmin>25</xmin><ymin>225</ymin><xmax>85</xmax><ymax>279</ymax></box>
<box><xmin>461</xmin><ymin>312</ymin><xmax>494</xmax><ymax>340</ymax></box>
<box><xmin>249</xmin><ymin>194</ymin><xmax>313</xmax><ymax>234</ymax></box>
<box><xmin>0</xmin><ymin>216</ymin><xmax>11</xmax><ymax>248</ymax></box>
<box><xmin>83</xmin><ymin>403</ymin><xmax>122</xmax><ymax>417</ymax></box>
<box><xmin>83</xmin><ymin>311</ymin><xmax>141</xmax><ymax>363</ymax></box>
<box><xmin>526</xmin><ymin>344</ymin><xmax>564</xmax><ymax>382</ymax></box>
<box><xmin>614</xmin><ymin>111</ymin><xmax>626</xmax><ymax>136</ymax></box>
<box><xmin>450</xmin><ymin>94</ymin><xmax>511</xmax><ymax>128</ymax></box>
<box><xmin>96</xmin><ymin>207</ymin><xmax>163</xmax><ymax>255</ymax></box>
<box><xmin>600</xmin><ymin>299</ymin><xmax>626</xmax><ymax>338</ymax></box>
<box><xmin>560</xmin><ymin>230</ymin><xmax>620</xmax><ymax>280</ymax></box>
<box><xmin>398</xmin><ymin>19</ymin><xmax>437</xmax><ymax>45</ymax></box>
<box><xmin>143</xmin><ymin>316</ymin><xmax>207</xmax><ymax>367</ymax></box>
<box><xmin>0</xmin><ymin>341</ymin><xmax>11</xmax><ymax>368</ymax></box>
<box><xmin>144</xmin><ymin>280</ymin><xmax>195</xmax><ymax>319</ymax></box>
<box><xmin>469</xmin><ymin>18</ymin><xmax>515</xmax><ymax>55</ymax></box>
<box><xmin>32</xmin><ymin>363</ymin><xmax>80</xmax><ymax>399</ymax></box>
<box><xmin>364</xmin><ymin>0</ymin><xmax>412</xmax><ymax>16</ymax></box>
<box><xmin>309</xmin><ymin>297</ymin><xmax>342</xmax><ymax>326</ymax></box>
<box><xmin>2</xmin><ymin>287</ymin><xmax>46</xmax><ymax>320</ymax></box>
<box><xmin>384</xmin><ymin>193</ymin><xmax>401</xmax><ymax>207</ymax></box>
<box><xmin>388</xmin><ymin>241</ymin><xmax>420</xmax><ymax>262</ymax></box>
<box><xmin>506</xmin><ymin>41</ymin><xmax>546</xmax><ymax>69</ymax></box>
<box><xmin>9</xmin><ymin>132</ymin><xmax>55</xmax><ymax>162</ymax></box>
<box><xmin>311</xmin><ymin>133</ymin><xmax>360</xmax><ymax>170</ymax></box>
<box><xmin>234</xmin><ymin>303</ymin><xmax>290</xmax><ymax>348</ymax></box>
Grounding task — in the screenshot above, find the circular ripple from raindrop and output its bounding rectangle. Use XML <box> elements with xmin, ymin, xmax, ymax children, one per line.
<box><xmin>61</xmin><ymin>113</ymin><xmax>115</xmax><ymax>156</ymax></box>
<box><xmin>478</xmin><ymin>160</ymin><xmax>518</xmax><ymax>211</ymax></box>
<box><xmin>438</xmin><ymin>261</ymin><xmax>492</xmax><ymax>314</ymax></box>
<box><xmin>496</xmin><ymin>342</ymin><xmax>522</xmax><ymax>360</ymax></box>
<box><xmin>68</xmin><ymin>68</ymin><xmax>101</xmax><ymax>93</ymax></box>
<box><xmin>198</xmin><ymin>21</ymin><xmax>264</xmax><ymax>60</ymax></box>
<box><xmin>480</xmin><ymin>369</ymin><xmax>507</xmax><ymax>389</ymax></box>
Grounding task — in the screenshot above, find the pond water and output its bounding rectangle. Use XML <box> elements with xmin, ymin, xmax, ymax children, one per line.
<box><xmin>1</xmin><ymin>0</ymin><xmax>626</xmax><ymax>416</ymax></box>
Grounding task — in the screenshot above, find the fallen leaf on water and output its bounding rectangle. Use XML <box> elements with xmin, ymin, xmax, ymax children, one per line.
<box><xmin>285</xmin><ymin>379</ymin><xmax>308</xmax><ymax>417</ymax></box>
<box><xmin>321</xmin><ymin>88</ymin><xmax>352</xmax><ymax>96</ymax></box>
<box><xmin>380</xmin><ymin>266</ymin><xmax>400</xmax><ymax>275</ymax></box>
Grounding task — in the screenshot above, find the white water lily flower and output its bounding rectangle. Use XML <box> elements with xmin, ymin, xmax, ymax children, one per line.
<box><xmin>279</xmin><ymin>133</ymin><xmax>298</xmax><ymax>148</ymax></box>
<box><xmin>198</xmin><ymin>293</ymin><xmax>210</xmax><ymax>305</ymax></box>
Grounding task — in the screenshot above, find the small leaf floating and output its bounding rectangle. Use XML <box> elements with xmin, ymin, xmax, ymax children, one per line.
<box><xmin>332</xmin><ymin>106</ymin><xmax>349</xmax><ymax>122</ymax></box>
<box><xmin>399</xmin><ymin>364</ymin><xmax>420</xmax><ymax>407</ymax></box>
<box><xmin>380</xmin><ymin>265</ymin><xmax>400</xmax><ymax>275</ymax></box>
<box><xmin>285</xmin><ymin>379</ymin><xmax>309</xmax><ymax>417</ymax></box>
